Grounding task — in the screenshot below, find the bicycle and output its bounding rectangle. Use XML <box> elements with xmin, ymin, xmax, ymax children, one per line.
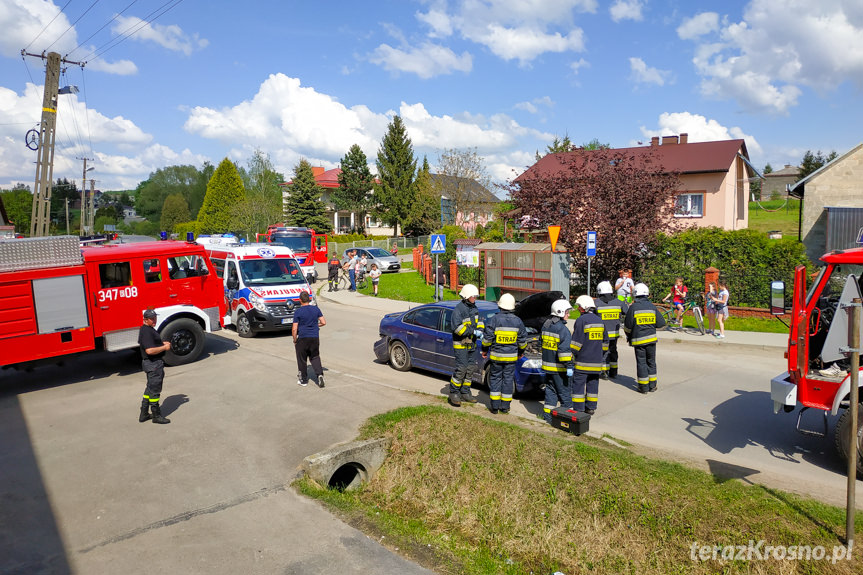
<box><xmin>337</xmin><ymin>268</ymin><xmax>367</xmax><ymax>291</ymax></box>
<box><xmin>661</xmin><ymin>296</ymin><xmax>705</xmax><ymax>335</ymax></box>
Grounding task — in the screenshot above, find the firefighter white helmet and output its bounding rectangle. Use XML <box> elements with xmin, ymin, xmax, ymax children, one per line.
<box><xmin>597</xmin><ymin>281</ymin><xmax>613</xmax><ymax>295</ymax></box>
<box><xmin>459</xmin><ymin>284</ymin><xmax>479</xmax><ymax>299</ymax></box>
<box><xmin>498</xmin><ymin>293</ymin><xmax>516</xmax><ymax>311</ymax></box>
<box><xmin>575</xmin><ymin>295</ymin><xmax>595</xmax><ymax>310</ymax></box>
<box><xmin>551</xmin><ymin>299</ymin><xmax>572</xmax><ymax>318</ymax></box>
<box><xmin>634</xmin><ymin>282</ymin><xmax>650</xmax><ymax>297</ymax></box>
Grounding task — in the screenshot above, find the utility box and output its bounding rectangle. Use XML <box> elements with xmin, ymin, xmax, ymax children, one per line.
<box><xmin>476</xmin><ymin>242</ymin><xmax>569</xmax><ymax>302</ymax></box>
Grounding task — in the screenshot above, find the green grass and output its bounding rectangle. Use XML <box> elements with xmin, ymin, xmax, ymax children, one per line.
<box><xmin>747</xmin><ymin>199</ymin><xmax>801</xmax><ymax>237</ymax></box>
<box><xmin>297</xmin><ymin>406</ymin><xmax>860</xmax><ymax>575</ymax></box>
<box><xmin>357</xmin><ymin>268</ymin><xmax>464</xmax><ymax>303</ymax></box>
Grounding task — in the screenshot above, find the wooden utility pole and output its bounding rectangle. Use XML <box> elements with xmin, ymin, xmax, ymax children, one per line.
<box><xmin>28</xmin><ymin>52</ymin><xmax>61</xmax><ymax>237</ymax></box>
<box><xmin>65</xmin><ymin>198</ymin><xmax>69</xmax><ymax>234</ymax></box>
<box><xmin>89</xmin><ymin>178</ymin><xmax>96</xmax><ymax>233</ymax></box>
<box><xmin>78</xmin><ymin>158</ymin><xmax>94</xmax><ymax>235</ymax></box>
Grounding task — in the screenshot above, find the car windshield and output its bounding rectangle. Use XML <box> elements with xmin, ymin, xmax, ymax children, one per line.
<box><xmin>366</xmin><ymin>248</ymin><xmax>391</xmax><ymax>257</ymax></box>
<box><xmin>270</xmin><ymin>235</ymin><xmax>312</xmax><ymax>253</ymax></box>
<box><xmin>239</xmin><ymin>258</ymin><xmax>306</xmax><ymax>285</ymax></box>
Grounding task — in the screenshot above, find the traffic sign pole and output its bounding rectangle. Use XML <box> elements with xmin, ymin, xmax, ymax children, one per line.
<box><xmin>586</xmin><ymin>231</ymin><xmax>597</xmax><ymax>296</ymax></box>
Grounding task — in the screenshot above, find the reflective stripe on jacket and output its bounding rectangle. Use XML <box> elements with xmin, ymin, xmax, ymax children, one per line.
<box><xmin>623</xmin><ymin>296</ymin><xmax>666</xmax><ymax>346</ymax></box>
<box><xmin>540</xmin><ymin>316</ymin><xmax>573</xmax><ymax>372</ymax></box>
<box><xmin>451</xmin><ymin>300</ymin><xmax>485</xmax><ymax>349</ymax></box>
<box><xmin>570</xmin><ymin>311</ymin><xmax>608</xmax><ymax>372</ymax></box>
<box><xmin>482</xmin><ymin>310</ymin><xmax>527</xmax><ymax>362</ymax></box>
<box><xmin>594</xmin><ymin>296</ymin><xmax>627</xmax><ymax>338</ymax></box>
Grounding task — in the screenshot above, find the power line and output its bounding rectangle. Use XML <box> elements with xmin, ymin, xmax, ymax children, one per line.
<box><xmin>23</xmin><ymin>0</ymin><xmax>73</xmax><ymax>52</ymax></box>
<box><xmin>83</xmin><ymin>0</ymin><xmax>186</xmax><ymax>64</ymax></box>
<box><xmin>66</xmin><ymin>0</ymin><xmax>142</xmax><ymax>60</ymax></box>
<box><xmin>79</xmin><ymin>68</ymin><xmax>95</xmax><ymax>157</ymax></box>
<box><xmin>45</xmin><ymin>0</ymin><xmax>103</xmax><ymax>53</ymax></box>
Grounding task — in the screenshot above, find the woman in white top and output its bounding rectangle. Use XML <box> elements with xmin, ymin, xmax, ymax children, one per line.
<box><xmin>614</xmin><ymin>269</ymin><xmax>634</xmax><ymax>303</ymax></box>
<box><xmin>709</xmin><ymin>281</ymin><xmax>729</xmax><ymax>338</ymax></box>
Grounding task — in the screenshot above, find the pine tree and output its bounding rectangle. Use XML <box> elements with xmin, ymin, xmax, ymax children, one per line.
<box><xmin>373</xmin><ymin>115</ymin><xmax>417</xmax><ymax>237</ymax></box>
<box><xmin>284</xmin><ymin>159</ymin><xmax>331</xmax><ymax>232</ymax></box>
<box><xmin>196</xmin><ymin>158</ymin><xmax>246</xmax><ymax>235</ymax></box>
<box><xmin>403</xmin><ymin>156</ymin><xmax>440</xmax><ymax>236</ymax></box>
<box><xmin>160</xmin><ymin>194</ymin><xmax>192</xmax><ymax>233</ymax></box>
<box><xmin>334</xmin><ymin>144</ymin><xmax>375</xmax><ymax>234</ymax></box>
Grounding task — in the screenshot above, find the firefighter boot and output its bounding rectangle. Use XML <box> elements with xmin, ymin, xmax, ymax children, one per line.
<box><xmin>460</xmin><ymin>388</ymin><xmax>478</xmax><ymax>403</ymax></box>
<box><xmin>150</xmin><ymin>403</ymin><xmax>171</xmax><ymax>424</ymax></box>
<box><xmin>138</xmin><ymin>399</ymin><xmax>152</xmax><ymax>422</ymax></box>
<box><xmin>448</xmin><ymin>392</ymin><xmax>462</xmax><ymax>407</ymax></box>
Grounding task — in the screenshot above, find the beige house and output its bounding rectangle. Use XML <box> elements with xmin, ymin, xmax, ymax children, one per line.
<box><xmin>516</xmin><ymin>134</ymin><xmax>754</xmax><ymax>230</ymax></box>
<box><xmin>788</xmin><ymin>143</ymin><xmax>863</xmax><ymax>263</ymax></box>
<box><xmin>762</xmin><ymin>164</ymin><xmax>800</xmax><ymax>199</ymax></box>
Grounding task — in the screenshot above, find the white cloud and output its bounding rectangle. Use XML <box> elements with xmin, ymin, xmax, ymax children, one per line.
<box><xmin>369</xmin><ymin>42</ymin><xmax>472</xmax><ymax>78</ymax></box>
<box><xmin>629</xmin><ymin>57</ymin><xmax>671</xmax><ymax>86</ymax></box>
<box><xmin>677</xmin><ymin>12</ymin><xmax>719</xmax><ymax>40</ymax></box>
<box><xmin>514</xmin><ymin>96</ymin><xmax>554</xmax><ymax>114</ymax></box>
<box><xmin>111</xmin><ymin>16</ymin><xmax>207</xmax><ymax>56</ymax></box>
<box><xmin>570</xmin><ymin>58</ymin><xmax>590</xmax><ymax>73</ymax></box>
<box><xmin>470</xmin><ymin>25</ymin><xmax>585</xmax><ymax>64</ymax></box>
<box><xmin>0</xmin><ymin>0</ymin><xmax>77</xmax><ymax>58</ymax></box>
<box><xmin>639</xmin><ymin>111</ymin><xmax>762</xmax><ymax>156</ymax></box>
<box><xmin>610</xmin><ymin>0</ymin><xmax>645</xmax><ymax>23</ymax></box>
<box><xmin>86</xmin><ymin>58</ymin><xmax>138</xmax><ymax>75</ymax></box>
<box><xmin>416</xmin><ymin>7</ymin><xmax>453</xmax><ymax>37</ymax></box>
<box><xmin>681</xmin><ymin>1</ymin><xmax>863</xmax><ymax>114</ymax></box>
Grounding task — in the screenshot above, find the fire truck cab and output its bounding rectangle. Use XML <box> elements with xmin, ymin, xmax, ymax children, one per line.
<box><xmin>256</xmin><ymin>226</ymin><xmax>328</xmax><ymax>282</ymax></box>
<box><xmin>197</xmin><ymin>236</ymin><xmax>314</xmax><ymax>338</ymax></box>
<box><xmin>0</xmin><ymin>236</ymin><xmax>225</xmax><ymax>369</ymax></box>
<box><xmin>770</xmin><ymin>247</ymin><xmax>863</xmax><ymax>478</ymax></box>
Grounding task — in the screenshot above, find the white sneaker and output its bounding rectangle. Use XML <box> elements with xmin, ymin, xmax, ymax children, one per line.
<box><xmin>818</xmin><ymin>364</ymin><xmax>845</xmax><ymax>377</ymax></box>
<box><xmin>297</xmin><ymin>371</ymin><xmax>308</xmax><ymax>386</ymax></box>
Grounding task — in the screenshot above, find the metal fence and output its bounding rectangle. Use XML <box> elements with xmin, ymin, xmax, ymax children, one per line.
<box><xmin>331</xmin><ymin>235</ymin><xmax>430</xmax><ymax>255</ymax></box>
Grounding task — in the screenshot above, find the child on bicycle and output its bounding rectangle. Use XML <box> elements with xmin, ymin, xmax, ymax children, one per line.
<box><xmin>369</xmin><ymin>263</ymin><xmax>381</xmax><ymax>296</ymax></box>
<box><xmin>662</xmin><ymin>277</ymin><xmax>688</xmax><ymax>326</ymax></box>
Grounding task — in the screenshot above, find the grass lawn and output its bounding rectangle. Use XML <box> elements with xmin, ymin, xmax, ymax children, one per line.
<box><xmin>297</xmin><ymin>406</ymin><xmax>860</xmax><ymax>575</ymax></box>
<box><xmin>747</xmin><ymin>198</ymin><xmax>801</xmax><ymax>238</ymax></box>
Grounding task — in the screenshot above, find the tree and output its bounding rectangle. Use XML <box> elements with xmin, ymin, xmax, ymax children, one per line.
<box><xmin>283</xmin><ymin>159</ymin><xmax>331</xmax><ymax>232</ymax></box>
<box><xmin>0</xmin><ymin>186</ymin><xmax>33</xmax><ymax>234</ymax></box>
<box><xmin>334</xmin><ymin>144</ymin><xmax>376</xmax><ymax>234</ymax></box>
<box><xmin>433</xmin><ymin>148</ymin><xmax>496</xmax><ymax>235</ymax></box>
<box><xmin>160</xmin><ymin>194</ymin><xmax>192</xmax><ymax>233</ymax></box>
<box><xmin>799</xmin><ymin>150</ymin><xmax>838</xmax><ymax>181</ymax></box>
<box><xmin>196</xmin><ymin>158</ymin><xmax>246</xmax><ymax>235</ymax></box>
<box><xmin>232</xmin><ymin>149</ymin><xmax>284</xmax><ymax>237</ymax></box>
<box><xmin>506</xmin><ymin>147</ymin><xmax>683</xmax><ymax>284</ymax></box>
<box><xmin>136</xmin><ymin>165</ymin><xmax>208</xmax><ymax>222</ymax></box>
<box><xmin>403</xmin><ymin>156</ymin><xmax>441</xmax><ymax>236</ymax></box>
<box><xmin>580</xmin><ymin>138</ymin><xmax>611</xmax><ymax>150</ymax></box>
<box><xmin>535</xmin><ymin>134</ymin><xmax>575</xmax><ymax>161</ymax></box>
<box><xmin>373</xmin><ymin>115</ymin><xmax>417</xmax><ymax>237</ymax></box>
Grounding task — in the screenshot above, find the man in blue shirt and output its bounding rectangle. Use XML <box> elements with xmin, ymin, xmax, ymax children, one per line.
<box><xmin>292</xmin><ymin>292</ymin><xmax>327</xmax><ymax>387</ymax></box>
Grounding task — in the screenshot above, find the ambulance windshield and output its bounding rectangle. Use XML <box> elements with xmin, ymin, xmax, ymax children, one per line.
<box><xmin>239</xmin><ymin>258</ymin><xmax>306</xmax><ymax>285</ymax></box>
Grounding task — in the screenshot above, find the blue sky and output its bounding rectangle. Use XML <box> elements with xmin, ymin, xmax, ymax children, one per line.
<box><xmin>0</xmin><ymin>0</ymin><xmax>861</xmax><ymax>194</ymax></box>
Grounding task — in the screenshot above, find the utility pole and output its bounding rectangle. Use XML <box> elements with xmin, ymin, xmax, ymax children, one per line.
<box><xmin>22</xmin><ymin>50</ymin><xmax>84</xmax><ymax>237</ymax></box>
<box><xmin>78</xmin><ymin>158</ymin><xmax>94</xmax><ymax>235</ymax></box>
<box><xmin>89</xmin><ymin>178</ymin><xmax>96</xmax><ymax>234</ymax></box>
<box><xmin>65</xmin><ymin>198</ymin><xmax>69</xmax><ymax>234</ymax></box>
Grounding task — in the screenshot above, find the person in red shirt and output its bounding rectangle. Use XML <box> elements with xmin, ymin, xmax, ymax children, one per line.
<box><xmin>662</xmin><ymin>277</ymin><xmax>688</xmax><ymax>327</ymax></box>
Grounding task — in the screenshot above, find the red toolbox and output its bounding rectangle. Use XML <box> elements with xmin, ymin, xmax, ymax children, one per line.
<box><xmin>550</xmin><ymin>408</ymin><xmax>591</xmax><ymax>435</ymax></box>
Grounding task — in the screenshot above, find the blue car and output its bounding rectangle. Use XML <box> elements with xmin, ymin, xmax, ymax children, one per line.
<box><xmin>373</xmin><ymin>291</ymin><xmax>567</xmax><ymax>395</ymax></box>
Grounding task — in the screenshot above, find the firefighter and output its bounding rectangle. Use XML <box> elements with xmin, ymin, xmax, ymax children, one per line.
<box><xmin>327</xmin><ymin>252</ymin><xmax>341</xmax><ymax>292</ymax></box>
<box><xmin>570</xmin><ymin>295</ymin><xmax>608</xmax><ymax>415</ymax></box>
<box><xmin>481</xmin><ymin>293</ymin><xmax>528</xmax><ymax>414</ymax></box>
<box><xmin>137</xmin><ymin>309</ymin><xmax>171</xmax><ymax>424</ymax></box>
<box><xmin>623</xmin><ymin>282</ymin><xmax>666</xmax><ymax>394</ymax></box>
<box><xmin>448</xmin><ymin>284</ymin><xmax>484</xmax><ymax>406</ymax></box>
<box><xmin>594</xmin><ymin>281</ymin><xmax>628</xmax><ymax>379</ymax></box>
<box><xmin>541</xmin><ymin>299</ymin><xmax>574</xmax><ymax>423</ymax></box>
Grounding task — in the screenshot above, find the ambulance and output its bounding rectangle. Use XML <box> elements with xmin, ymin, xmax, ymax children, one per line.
<box><xmin>197</xmin><ymin>236</ymin><xmax>314</xmax><ymax>338</ymax></box>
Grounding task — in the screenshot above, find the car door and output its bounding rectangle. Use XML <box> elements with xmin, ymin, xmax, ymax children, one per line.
<box><xmin>402</xmin><ymin>307</ymin><xmax>442</xmax><ymax>372</ymax></box>
<box><xmin>437</xmin><ymin>308</ymin><xmax>456</xmax><ymax>372</ymax></box>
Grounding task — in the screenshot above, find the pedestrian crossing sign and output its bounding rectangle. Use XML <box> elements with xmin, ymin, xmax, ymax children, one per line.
<box><xmin>431</xmin><ymin>234</ymin><xmax>446</xmax><ymax>254</ymax></box>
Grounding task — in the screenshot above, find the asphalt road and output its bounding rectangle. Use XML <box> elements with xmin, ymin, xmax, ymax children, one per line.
<box><xmin>2</xmin><ymin>289</ymin><xmax>861</xmax><ymax>574</ymax></box>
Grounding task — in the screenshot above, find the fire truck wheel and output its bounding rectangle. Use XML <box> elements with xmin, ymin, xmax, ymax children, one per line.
<box><xmin>236</xmin><ymin>312</ymin><xmax>254</xmax><ymax>338</ymax></box>
<box><xmin>161</xmin><ymin>318</ymin><xmax>205</xmax><ymax>366</ymax></box>
<box><xmin>834</xmin><ymin>403</ymin><xmax>863</xmax><ymax>479</ymax></box>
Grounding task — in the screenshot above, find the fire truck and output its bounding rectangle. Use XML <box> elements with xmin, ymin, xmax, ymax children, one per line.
<box><xmin>0</xmin><ymin>236</ymin><xmax>225</xmax><ymax>369</ymax></box>
<box><xmin>196</xmin><ymin>236</ymin><xmax>314</xmax><ymax>338</ymax></box>
<box><xmin>255</xmin><ymin>225</ymin><xmax>329</xmax><ymax>282</ymax></box>
<box><xmin>770</xmin><ymin>248</ymin><xmax>863</xmax><ymax>478</ymax></box>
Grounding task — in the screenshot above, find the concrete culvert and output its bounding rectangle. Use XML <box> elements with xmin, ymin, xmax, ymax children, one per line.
<box><xmin>303</xmin><ymin>438</ymin><xmax>390</xmax><ymax>491</ymax></box>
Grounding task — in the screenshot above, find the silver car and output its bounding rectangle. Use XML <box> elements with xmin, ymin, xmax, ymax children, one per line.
<box><xmin>342</xmin><ymin>247</ymin><xmax>401</xmax><ymax>273</ymax></box>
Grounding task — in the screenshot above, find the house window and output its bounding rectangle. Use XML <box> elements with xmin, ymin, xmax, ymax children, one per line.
<box><xmin>675</xmin><ymin>193</ymin><xmax>704</xmax><ymax>217</ymax></box>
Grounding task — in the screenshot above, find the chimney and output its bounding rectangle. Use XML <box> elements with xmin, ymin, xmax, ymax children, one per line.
<box><xmin>651</xmin><ymin>137</ymin><xmax>660</xmax><ymax>146</ymax></box>
<box><xmin>662</xmin><ymin>135</ymin><xmax>679</xmax><ymax>145</ymax></box>
<box><xmin>312</xmin><ymin>167</ymin><xmax>325</xmax><ymax>177</ymax></box>
<box><xmin>679</xmin><ymin>133</ymin><xmax>688</xmax><ymax>144</ymax></box>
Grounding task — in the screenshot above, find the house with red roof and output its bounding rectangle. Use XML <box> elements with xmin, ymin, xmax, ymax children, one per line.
<box><xmin>515</xmin><ymin>133</ymin><xmax>755</xmax><ymax>231</ymax></box>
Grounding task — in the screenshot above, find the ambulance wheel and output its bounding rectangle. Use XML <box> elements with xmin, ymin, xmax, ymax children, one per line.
<box><xmin>161</xmin><ymin>318</ymin><xmax>205</xmax><ymax>366</ymax></box>
<box><xmin>834</xmin><ymin>402</ymin><xmax>863</xmax><ymax>479</ymax></box>
<box><xmin>236</xmin><ymin>312</ymin><xmax>254</xmax><ymax>338</ymax></box>
<box><xmin>389</xmin><ymin>340</ymin><xmax>411</xmax><ymax>371</ymax></box>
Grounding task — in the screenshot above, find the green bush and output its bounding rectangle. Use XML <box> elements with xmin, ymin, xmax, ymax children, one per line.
<box><xmin>637</xmin><ymin>227</ymin><xmax>810</xmax><ymax>308</ymax></box>
<box><xmin>329</xmin><ymin>233</ymin><xmax>391</xmax><ymax>242</ymax></box>
<box><xmin>173</xmin><ymin>221</ymin><xmax>198</xmax><ymax>237</ymax></box>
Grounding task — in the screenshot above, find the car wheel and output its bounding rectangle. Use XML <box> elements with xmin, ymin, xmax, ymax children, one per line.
<box><xmin>160</xmin><ymin>318</ymin><xmax>205</xmax><ymax>365</ymax></box>
<box><xmin>389</xmin><ymin>340</ymin><xmax>412</xmax><ymax>371</ymax></box>
<box><xmin>236</xmin><ymin>312</ymin><xmax>254</xmax><ymax>338</ymax></box>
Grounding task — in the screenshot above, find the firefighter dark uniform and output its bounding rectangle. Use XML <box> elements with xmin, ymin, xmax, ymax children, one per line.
<box><xmin>594</xmin><ymin>294</ymin><xmax>627</xmax><ymax>378</ymax></box>
<box><xmin>327</xmin><ymin>255</ymin><xmax>341</xmax><ymax>291</ymax></box>
<box><xmin>570</xmin><ymin>309</ymin><xmax>607</xmax><ymax>413</ymax></box>
<box><xmin>449</xmin><ymin>296</ymin><xmax>484</xmax><ymax>405</ymax></box>
<box><xmin>138</xmin><ymin>310</ymin><xmax>171</xmax><ymax>424</ymax></box>
<box><xmin>541</xmin><ymin>315</ymin><xmax>573</xmax><ymax>422</ymax></box>
<box><xmin>623</xmin><ymin>290</ymin><xmax>666</xmax><ymax>393</ymax></box>
<box><xmin>482</xmin><ymin>302</ymin><xmax>527</xmax><ymax>413</ymax></box>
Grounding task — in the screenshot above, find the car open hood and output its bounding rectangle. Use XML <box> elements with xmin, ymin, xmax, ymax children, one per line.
<box><xmin>514</xmin><ymin>291</ymin><xmax>567</xmax><ymax>331</ymax></box>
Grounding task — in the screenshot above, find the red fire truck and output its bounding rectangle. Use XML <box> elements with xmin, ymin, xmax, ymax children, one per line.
<box><xmin>256</xmin><ymin>225</ymin><xmax>329</xmax><ymax>279</ymax></box>
<box><xmin>0</xmin><ymin>236</ymin><xmax>225</xmax><ymax>369</ymax></box>
<box><xmin>771</xmin><ymin>249</ymin><xmax>863</xmax><ymax>477</ymax></box>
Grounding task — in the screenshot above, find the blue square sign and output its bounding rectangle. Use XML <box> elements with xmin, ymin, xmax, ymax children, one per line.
<box><xmin>586</xmin><ymin>231</ymin><xmax>597</xmax><ymax>257</ymax></box>
<box><xmin>431</xmin><ymin>234</ymin><xmax>446</xmax><ymax>254</ymax></box>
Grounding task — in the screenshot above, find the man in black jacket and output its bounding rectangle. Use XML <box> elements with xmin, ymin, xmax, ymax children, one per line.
<box><xmin>138</xmin><ymin>309</ymin><xmax>172</xmax><ymax>424</ymax></box>
<box><xmin>623</xmin><ymin>283</ymin><xmax>666</xmax><ymax>393</ymax></box>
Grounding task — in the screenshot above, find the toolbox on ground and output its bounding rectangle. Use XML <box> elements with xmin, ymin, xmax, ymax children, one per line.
<box><xmin>550</xmin><ymin>407</ymin><xmax>591</xmax><ymax>435</ymax></box>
